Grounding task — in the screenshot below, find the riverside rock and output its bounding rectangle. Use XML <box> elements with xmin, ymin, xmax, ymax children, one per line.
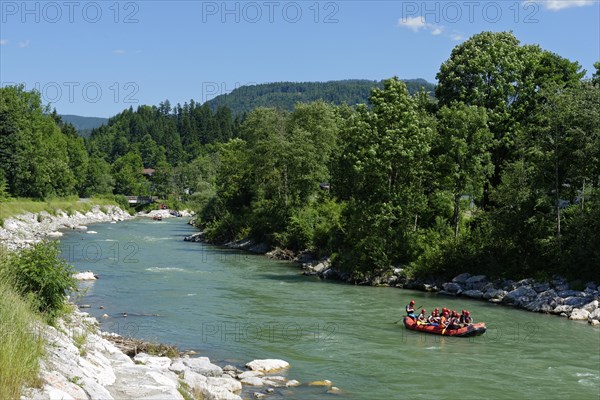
<box><xmin>588</xmin><ymin>308</ymin><xmax>600</xmax><ymax>322</ymax></box>
<box><xmin>483</xmin><ymin>288</ymin><xmax>506</xmax><ymax>301</ymax></box>
<box><xmin>245</xmin><ymin>359</ymin><xmax>290</xmax><ymax>373</ymax></box>
<box><xmin>533</xmin><ymin>282</ymin><xmax>551</xmax><ymax>293</ymax></box>
<box><xmin>207</xmin><ymin>376</ymin><xmax>243</xmax><ymax>392</ymax></box>
<box><xmin>569</xmin><ymin>308</ymin><xmax>590</xmax><ymax>320</ymax></box>
<box><xmin>502</xmin><ymin>286</ymin><xmax>538</xmax><ymax>306</ymax></box>
<box><xmin>183</xmin><ymin>356</ymin><xmax>223</xmax><ymax>377</ymax></box>
<box><xmin>441</xmin><ymin>282</ymin><xmax>462</xmax><ymax>295</ymax></box>
<box><xmin>452</xmin><ymin>273</ymin><xmax>471</xmax><ymax>284</ymax></box>
<box><xmin>522</xmin><ymin>289</ymin><xmax>558</xmax><ymax>312</ymax></box>
<box><xmin>582</xmin><ymin>300</ymin><xmax>599</xmax><ymax>313</ymax></box>
<box><xmin>73</xmin><ymin>271</ymin><xmax>97</xmax><ymax>280</ymax></box>
<box><xmin>241</xmin><ymin>377</ymin><xmax>264</xmax><ymax>386</ymax></box>
<box><xmin>462</xmin><ymin>290</ymin><xmax>483</xmax><ymax>299</ymax></box>
<box><xmin>184</xmin><ymin>232</ymin><xmax>205</xmax><ymax>242</ymax></box>
<box><xmin>238</xmin><ymin>371</ymin><xmax>264</xmax><ymax>379</ymax></box>
<box><xmin>563</xmin><ymin>296</ymin><xmax>593</xmax><ymax>308</ymax></box>
<box><xmin>552</xmin><ymin>305</ymin><xmax>573</xmax><ymax>314</ymax></box>
<box><xmin>465</xmin><ymin>275</ymin><xmax>487</xmax><ymax>288</ymax></box>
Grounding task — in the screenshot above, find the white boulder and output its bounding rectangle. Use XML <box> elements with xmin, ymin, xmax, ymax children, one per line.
<box><xmin>73</xmin><ymin>271</ymin><xmax>97</xmax><ymax>280</ymax></box>
<box><xmin>569</xmin><ymin>308</ymin><xmax>590</xmax><ymax>320</ymax></box>
<box><xmin>245</xmin><ymin>359</ymin><xmax>289</xmax><ymax>373</ymax></box>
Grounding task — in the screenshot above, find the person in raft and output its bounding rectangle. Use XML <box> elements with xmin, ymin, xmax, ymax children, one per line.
<box><xmin>440</xmin><ymin>310</ymin><xmax>450</xmax><ymax>328</ymax></box>
<box><xmin>460</xmin><ymin>310</ymin><xmax>473</xmax><ymax>325</ymax></box>
<box><xmin>405</xmin><ymin>300</ymin><xmax>416</xmax><ymax>319</ymax></box>
<box><xmin>448</xmin><ymin>311</ymin><xmax>461</xmax><ymax>330</ymax></box>
<box><xmin>417</xmin><ymin>309</ymin><xmax>427</xmax><ymax>322</ymax></box>
<box><xmin>427</xmin><ymin>308</ymin><xmax>439</xmax><ymax>326</ymax></box>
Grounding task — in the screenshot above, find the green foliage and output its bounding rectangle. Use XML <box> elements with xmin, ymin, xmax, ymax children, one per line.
<box><xmin>434</xmin><ymin>103</ymin><xmax>492</xmax><ymax>236</ymax></box>
<box><xmin>1</xmin><ymin>242</ymin><xmax>76</xmax><ymax>321</ymax></box>
<box><xmin>435</xmin><ymin>32</ymin><xmax>584</xmax><ymax>208</ymax></box>
<box><xmin>205</xmin><ymin>79</ymin><xmax>435</xmax><ymax>116</ymax></box>
<box><xmin>112</xmin><ymin>151</ymin><xmax>148</xmax><ymax>196</ymax></box>
<box><xmin>0</xmin><ymin>86</ymin><xmax>76</xmax><ymax>199</ymax></box>
<box><xmin>0</xmin><ymin>171</ymin><xmax>10</xmax><ymax>202</ymax></box>
<box><xmin>84</xmin><ymin>156</ymin><xmax>115</xmax><ymax>196</ymax></box>
<box><xmin>0</xmin><ymin>274</ymin><xmax>44</xmax><ymax>400</ymax></box>
<box><xmin>151</xmin><ymin>160</ymin><xmax>175</xmax><ymax>197</ymax></box>
<box><xmin>279</xmin><ymin>198</ymin><xmax>342</xmax><ymax>253</ymax></box>
<box><xmin>593</xmin><ymin>61</ymin><xmax>600</xmax><ymax>86</ymax></box>
<box><xmin>199</xmin><ymin>102</ymin><xmax>340</xmax><ymax>246</ymax></box>
<box><xmin>333</xmin><ymin>77</ymin><xmax>433</xmax><ymax>275</ymax></box>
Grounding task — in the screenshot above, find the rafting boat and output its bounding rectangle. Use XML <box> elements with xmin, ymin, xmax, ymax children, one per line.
<box><xmin>403</xmin><ymin>316</ymin><xmax>486</xmax><ymax>337</ymax></box>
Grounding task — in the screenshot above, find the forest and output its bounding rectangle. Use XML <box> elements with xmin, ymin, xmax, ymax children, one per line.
<box><xmin>204</xmin><ymin>79</ymin><xmax>436</xmax><ymax>115</ymax></box>
<box><xmin>1</xmin><ymin>31</ymin><xmax>598</xmax><ymax>282</ymax></box>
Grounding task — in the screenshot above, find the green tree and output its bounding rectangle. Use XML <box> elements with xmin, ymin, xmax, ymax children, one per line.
<box><xmin>435</xmin><ymin>103</ymin><xmax>492</xmax><ymax>237</ymax></box>
<box><xmin>151</xmin><ymin>160</ymin><xmax>175</xmax><ymax>197</ymax></box>
<box><xmin>593</xmin><ymin>61</ymin><xmax>600</xmax><ymax>86</ymax></box>
<box><xmin>334</xmin><ymin>77</ymin><xmax>433</xmax><ymax>275</ymax></box>
<box><xmin>111</xmin><ymin>152</ymin><xmax>148</xmax><ymax>195</ymax></box>
<box><xmin>83</xmin><ymin>156</ymin><xmax>114</xmax><ymax>196</ymax></box>
<box><xmin>436</xmin><ymin>32</ymin><xmax>583</xmax><ymax>206</ymax></box>
<box><xmin>0</xmin><ymin>86</ymin><xmax>75</xmax><ymax>198</ymax></box>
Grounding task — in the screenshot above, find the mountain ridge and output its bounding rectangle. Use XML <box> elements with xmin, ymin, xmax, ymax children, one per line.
<box><xmin>205</xmin><ymin>79</ymin><xmax>436</xmax><ymax>115</ymax></box>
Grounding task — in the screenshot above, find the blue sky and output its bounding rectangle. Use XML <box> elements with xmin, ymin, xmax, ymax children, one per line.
<box><xmin>1</xmin><ymin>0</ymin><xmax>599</xmax><ymax>117</ymax></box>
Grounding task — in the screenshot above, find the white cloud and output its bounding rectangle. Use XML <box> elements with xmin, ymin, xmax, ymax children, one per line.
<box><xmin>113</xmin><ymin>49</ymin><xmax>126</xmax><ymax>55</ymax></box>
<box><xmin>398</xmin><ymin>16</ymin><xmax>428</xmax><ymax>32</ymax></box>
<box><xmin>537</xmin><ymin>0</ymin><xmax>595</xmax><ymax>10</ymax></box>
<box><xmin>18</xmin><ymin>40</ymin><xmax>30</xmax><ymax>48</ymax></box>
<box><xmin>0</xmin><ymin>39</ymin><xmax>8</xmax><ymax>46</ymax></box>
<box><xmin>398</xmin><ymin>16</ymin><xmax>445</xmax><ymax>37</ymax></box>
<box><xmin>398</xmin><ymin>16</ymin><xmax>464</xmax><ymax>41</ymax></box>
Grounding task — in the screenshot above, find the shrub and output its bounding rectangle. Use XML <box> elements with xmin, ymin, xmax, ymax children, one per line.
<box><xmin>283</xmin><ymin>199</ymin><xmax>343</xmax><ymax>253</ymax></box>
<box><xmin>2</xmin><ymin>242</ymin><xmax>76</xmax><ymax>321</ymax></box>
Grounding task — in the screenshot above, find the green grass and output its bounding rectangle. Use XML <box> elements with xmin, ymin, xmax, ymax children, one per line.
<box><xmin>73</xmin><ymin>332</ymin><xmax>87</xmax><ymax>356</ymax></box>
<box><xmin>0</xmin><ymin>196</ymin><xmax>128</xmax><ymax>225</ymax></box>
<box><xmin>0</xmin><ymin>274</ymin><xmax>44</xmax><ymax>400</ymax></box>
<box><xmin>177</xmin><ymin>380</ymin><xmax>204</xmax><ymax>400</ymax></box>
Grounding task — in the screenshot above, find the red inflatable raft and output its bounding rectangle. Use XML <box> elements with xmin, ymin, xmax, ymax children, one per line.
<box><xmin>403</xmin><ymin>317</ymin><xmax>486</xmax><ymax>337</ymax></box>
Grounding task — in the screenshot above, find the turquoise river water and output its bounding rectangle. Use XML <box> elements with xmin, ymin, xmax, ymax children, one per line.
<box><xmin>59</xmin><ymin>218</ymin><xmax>600</xmax><ymax>400</ymax></box>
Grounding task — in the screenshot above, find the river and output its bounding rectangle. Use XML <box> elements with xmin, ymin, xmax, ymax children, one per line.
<box><xmin>60</xmin><ymin>218</ymin><xmax>600</xmax><ymax>400</ymax></box>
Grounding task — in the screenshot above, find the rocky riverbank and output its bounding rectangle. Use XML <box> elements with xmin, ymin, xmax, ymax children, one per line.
<box><xmin>0</xmin><ymin>205</ymin><xmax>132</xmax><ymax>251</ymax></box>
<box><xmin>22</xmin><ymin>308</ymin><xmax>315</xmax><ymax>400</ymax></box>
<box><xmin>4</xmin><ymin>209</ymin><xmax>331</xmax><ymax>400</ymax></box>
<box><xmin>183</xmin><ymin>231</ymin><xmax>600</xmax><ymax>327</ymax></box>
<box><xmin>137</xmin><ymin>209</ymin><xmax>194</xmax><ymax>219</ymax></box>
<box><xmin>300</xmin><ymin>258</ymin><xmax>600</xmax><ymax>327</ymax></box>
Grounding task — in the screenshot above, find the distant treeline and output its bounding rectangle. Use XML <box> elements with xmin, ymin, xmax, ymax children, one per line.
<box><xmin>204</xmin><ymin>79</ymin><xmax>436</xmax><ymax>115</ymax></box>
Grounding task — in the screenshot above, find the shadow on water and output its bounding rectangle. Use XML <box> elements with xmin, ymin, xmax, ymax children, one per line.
<box><xmin>256</xmin><ymin>273</ymin><xmax>321</xmax><ymax>284</ymax></box>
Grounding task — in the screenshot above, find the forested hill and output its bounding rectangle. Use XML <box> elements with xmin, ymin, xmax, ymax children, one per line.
<box><xmin>60</xmin><ymin>115</ymin><xmax>108</xmax><ymax>137</ymax></box>
<box><xmin>205</xmin><ymin>79</ymin><xmax>435</xmax><ymax>115</ymax></box>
